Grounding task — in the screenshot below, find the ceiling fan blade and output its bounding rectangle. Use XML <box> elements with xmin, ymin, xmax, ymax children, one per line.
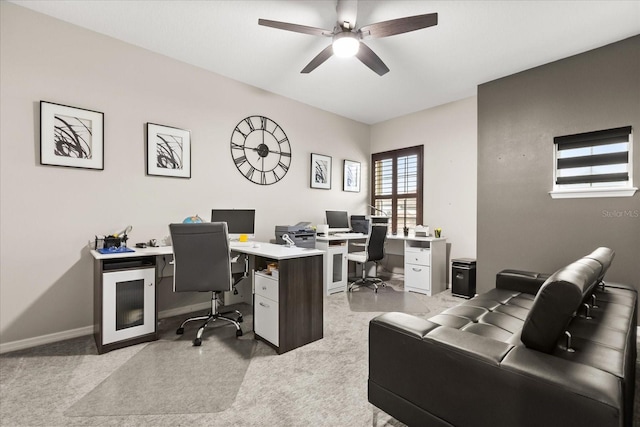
<box><xmin>359</xmin><ymin>13</ymin><xmax>438</xmax><ymax>39</ymax></box>
<box><xmin>355</xmin><ymin>42</ymin><xmax>389</xmax><ymax>76</ymax></box>
<box><xmin>258</xmin><ymin>19</ymin><xmax>332</xmax><ymax>37</ymax></box>
<box><xmin>301</xmin><ymin>45</ymin><xmax>334</xmax><ymax>73</ymax></box>
<box><xmin>336</xmin><ymin>0</ymin><xmax>358</xmax><ymax>30</ymax></box>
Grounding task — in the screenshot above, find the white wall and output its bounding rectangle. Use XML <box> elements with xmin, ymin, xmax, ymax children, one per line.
<box><xmin>370</xmin><ymin>97</ymin><xmax>478</xmax><ymax>276</ymax></box>
<box><xmin>0</xmin><ymin>3</ymin><xmax>370</xmax><ymax>346</ymax></box>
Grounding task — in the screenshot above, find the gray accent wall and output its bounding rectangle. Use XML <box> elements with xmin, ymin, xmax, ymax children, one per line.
<box><xmin>477</xmin><ymin>36</ymin><xmax>640</xmax><ymax>301</ymax></box>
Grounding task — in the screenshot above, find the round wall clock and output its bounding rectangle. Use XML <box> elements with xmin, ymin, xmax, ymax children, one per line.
<box><xmin>230</xmin><ymin>115</ymin><xmax>291</xmax><ymax>185</ymax></box>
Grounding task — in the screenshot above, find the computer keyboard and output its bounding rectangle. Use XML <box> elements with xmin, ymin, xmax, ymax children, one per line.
<box><xmin>333</xmin><ymin>232</ymin><xmax>365</xmax><ymax>237</ymax></box>
<box><xmin>230</xmin><ymin>241</ymin><xmax>253</xmax><ymax>247</ymax></box>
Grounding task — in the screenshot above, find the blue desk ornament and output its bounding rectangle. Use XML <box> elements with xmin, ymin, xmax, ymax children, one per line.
<box><xmin>183</xmin><ymin>215</ymin><xmax>204</xmax><ymax>224</ymax></box>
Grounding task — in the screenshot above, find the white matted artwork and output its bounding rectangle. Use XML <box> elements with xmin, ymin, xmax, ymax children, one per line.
<box><xmin>40</xmin><ymin>101</ymin><xmax>104</xmax><ymax>170</ymax></box>
<box><xmin>310</xmin><ymin>153</ymin><xmax>331</xmax><ymax>189</ymax></box>
<box><xmin>146</xmin><ymin>123</ymin><xmax>191</xmax><ymax>178</ymax></box>
<box><xmin>343</xmin><ymin>159</ymin><xmax>361</xmax><ymax>192</ymax></box>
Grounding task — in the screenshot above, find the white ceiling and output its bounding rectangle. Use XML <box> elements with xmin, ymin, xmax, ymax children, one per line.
<box><xmin>11</xmin><ymin>0</ymin><xmax>640</xmax><ymax>124</ymax></box>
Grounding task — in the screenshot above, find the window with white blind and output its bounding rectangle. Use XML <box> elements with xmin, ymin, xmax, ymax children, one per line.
<box><xmin>371</xmin><ymin>146</ymin><xmax>423</xmax><ymax>234</ymax></box>
<box><xmin>551</xmin><ymin>126</ymin><xmax>636</xmax><ymax>199</ymax></box>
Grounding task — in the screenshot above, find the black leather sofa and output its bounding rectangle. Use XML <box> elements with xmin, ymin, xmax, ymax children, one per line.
<box><xmin>369</xmin><ymin>248</ymin><xmax>637</xmax><ymax>427</ymax></box>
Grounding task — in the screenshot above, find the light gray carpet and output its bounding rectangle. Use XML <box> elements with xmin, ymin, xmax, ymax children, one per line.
<box><xmin>347</xmin><ymin>284</ymin><xmax>429</xmax><ymax>313</ymax></box>
<box><xmin>65</xmin><ymin>308</ymin><xmax>255</xmax><ymax>416</ymax></box>
<box><xmin>2</xmin><ymin>273</ymin><xmax>639</xmax><ymax>427</ymax></box>
<box><xmin>0</xmin><ymin>280</ymin><xmax>461</xmax><ymax>427</ymax></box>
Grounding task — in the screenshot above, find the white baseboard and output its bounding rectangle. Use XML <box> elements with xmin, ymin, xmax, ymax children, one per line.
<box><xmin>0</xmin><ymin>302</ymin><xmax>212</xmax><ymax>355</ymax></box>
<box><xmin>0</xmin><ymin>325</ymin><xmax>94</xmax><ymax>354</ymax></box>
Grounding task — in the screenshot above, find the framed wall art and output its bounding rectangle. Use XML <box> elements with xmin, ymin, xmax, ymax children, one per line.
<box><xmin>343</xmin><ymin>159</ymin><xmax>361</xmax><ymax>192</ymax></box>
<box><xmin>310</xmin><ymin>153</ymin><xmax>331</xmax><ymax>189</ymax></box>
<box><xmin>40</xmin><ymin>101</ymin><xmax>104</xmax><ymax>170</ymax></box>
<box><xmin>146</xmin><ymin>123</ymin><xmax>191</xmax><ymax>178</ymax></box>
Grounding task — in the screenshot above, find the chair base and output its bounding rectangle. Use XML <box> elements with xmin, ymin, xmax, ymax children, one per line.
<box><xmin>176</xmin><ymin>292</ymin><xmax>243</xmax><ymax>346</ymax></box>
<box><xmin>349</xmin><ymin>277</ymin><xmax>386</xmax><ymax>293</ymax></box>
<box><xmin>348</xmin><ymin>261</ymin><xmax>386</xmax><ymax>293</ymax></box>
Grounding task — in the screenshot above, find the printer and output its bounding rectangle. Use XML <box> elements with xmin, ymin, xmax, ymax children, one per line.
<box><xmin>275</xmin><ymin>222</ymin><xmax>316</xmax><ymax>248</ymax></box>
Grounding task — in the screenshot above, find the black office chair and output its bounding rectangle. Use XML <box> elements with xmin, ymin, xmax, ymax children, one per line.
<box><xmin>169</xmin><ymin>222</ymin><xmax>243</xmax><ymax>346</ymax></box>
<box><xmin>347</xmin><ymin>223</ymin><xmax>388</xmax><ymax>293</ymax></box>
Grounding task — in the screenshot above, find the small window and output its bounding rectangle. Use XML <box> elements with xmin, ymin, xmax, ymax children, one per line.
<box><xmin>550</xmin><ymin>126</ymin><xmax>636</xmax><ymax>198</ymax></box>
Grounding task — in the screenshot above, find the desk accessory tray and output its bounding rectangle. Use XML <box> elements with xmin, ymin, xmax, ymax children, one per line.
<box><xmin>97</xmin><ymin>247</ymin><xmax>135</xmax><ymax>254</ymax></box>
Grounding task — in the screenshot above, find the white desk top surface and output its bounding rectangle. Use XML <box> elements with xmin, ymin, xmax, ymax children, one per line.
<box><xmin>386</xmin><ymin>234</ymin><xmax>447</xmax><ymax>242</ymax></box>
<box><xmin>316</xmin><ymin>233</ymin><xmax>446</xmax><ymax>242</ymax></box>
<box><xmin>90</xmin><ymin>242</ymin><xmax>323</xmax><ymax>261</ymax></box>
<box><xmin>316</xmin><ymin>234</ymin><xmax>366</xmax><ymax>241</ymax></box>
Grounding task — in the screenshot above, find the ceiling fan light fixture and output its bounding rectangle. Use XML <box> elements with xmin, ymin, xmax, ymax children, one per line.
<box><xmin>332</xmin><ymin>32</ymin><xmax>359</xmax><ymax>58</ymax></box>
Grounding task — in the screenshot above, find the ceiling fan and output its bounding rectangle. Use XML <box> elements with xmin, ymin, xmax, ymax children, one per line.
<box><xmin>258</xmin><ymin>0</ymin><xmax>438</xmax><ymax>76</ymax></box>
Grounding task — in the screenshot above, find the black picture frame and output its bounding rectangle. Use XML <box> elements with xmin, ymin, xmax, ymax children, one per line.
<box><xmin>146</xmin><ymin>123</ymin><xmax>191</xmax><ymax>178</ymax></box>
<box><xmin>310</xmin><ymin>153</ymin><xmax>331</xmax><ymax>189</ymax></box>
<box><xmin>343</xmin><ymin>159</ymin><xmax>361</xmax><ymax>192</ymax></box>
<box><xmin>40</xmin><ymin>101</ymin><xmax>104</xmax><ymax>170</ymax></box>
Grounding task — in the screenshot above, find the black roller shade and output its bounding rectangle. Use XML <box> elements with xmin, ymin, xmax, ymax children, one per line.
<box><xmin>557</xmin><ymin>152</ymin><xmax>629</xmax><ymax>169</ymax></box>
<box><xmin>554</xmin><ymin>126</ymin><xmax>632</xmax><ymax>150</ymax></box>
<box><xmin>556</xmin><ymin>173</ymin><xmax>629</xmax><ymax>185</ymax></box>
<box><xmin>554</xmin><ymin>126</ymin><xmax>631</xmax><ymax>186</ymax></box>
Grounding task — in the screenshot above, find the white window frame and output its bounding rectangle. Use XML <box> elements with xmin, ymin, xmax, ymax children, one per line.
<box><xmin>550</xmin><ymin>127</ymin><xmax>636</xmax><ymax>199</ymax></box>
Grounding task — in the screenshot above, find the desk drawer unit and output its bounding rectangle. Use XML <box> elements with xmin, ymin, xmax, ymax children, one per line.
<box><xmin>405</xmin><ymin>247</ymin><xmax>431</xmax><ymax>266</ymax></box>
<box><xmin>404</xmin><ymin>247</ymin><xmax>432</xmax><ymax>295</ymax></box>
<box><xmin>254</xmin><ymin>294</ymin><xmax>279</xmax><ymax>347</ymax></box>
<box><xmin>405</xmin><ymin>263</ymin><xmax>431</xmax><ymax>294</ymax></box>
<box><xmin>254</xmin><ymin>272</ymin><xmax>279</xmax><ymax>347</ymax></box>
<box><xmin>255</xmin><ymin>272</ymin><xmax>279</xmax><ymax>302</ymax></box>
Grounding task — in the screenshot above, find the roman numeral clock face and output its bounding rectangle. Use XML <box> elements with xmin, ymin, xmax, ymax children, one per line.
<box><xmin>230</xmin><ymin>116</ymin><xmax>291</xmax><ymax>185</ymax></box>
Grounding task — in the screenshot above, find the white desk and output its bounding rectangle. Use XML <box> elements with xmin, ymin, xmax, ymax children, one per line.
<box><xmin>387</xmin><ymin>234</ymin><xmax>447</xmax><ymax>296</ymax></box>
<box><xmin>315</xmin><ymin>233</ymin><xmax>448</xmax><ymax>296</ymax></box>
<box><xmin>90</xmin><ymin>242</ymin><xmax>323</xmax><ymax>260</ymax></box>
<box><xmin>90</xmin><ymin>242</ymin><xmax>324</xmax><ymax>354</ymax></box>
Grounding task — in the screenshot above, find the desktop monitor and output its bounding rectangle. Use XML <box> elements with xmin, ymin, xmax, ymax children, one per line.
<box><xmin>325</xmin><ymin>210</ymin><xmax>350</xmax><ymax>232</ymax></box>
<box><xmin>211</xmin><ymin>209</ymin><xmax>255</xmax><ymax>240</ymax></box>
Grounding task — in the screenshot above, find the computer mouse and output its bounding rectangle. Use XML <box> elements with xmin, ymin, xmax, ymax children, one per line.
<box><xmin>253</xmin><ymin>243</ymin><xmax>261</xmax><ymax>248</ymax></box>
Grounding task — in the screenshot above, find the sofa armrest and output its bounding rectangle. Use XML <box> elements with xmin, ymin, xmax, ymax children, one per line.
<box><xmin>496</xmin><ymin>269</ymin><xmax>549</xmax><ymax>294</ymax></box>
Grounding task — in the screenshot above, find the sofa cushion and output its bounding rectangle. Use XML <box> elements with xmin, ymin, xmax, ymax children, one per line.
<box><xmin>494</xmin><ymin>303</ymin><xmax>530</xmax><ymax>321</ymax></box>
<box><xmin>461</xmin><ymin>322</ymin><xmax>513</xmax><ymax>341</ymax></box>
<box><xmin>441</xmin><ymin>305</ymin><xmax>487</xmax><ymax>321</ymax></box>
<box><xmin>428</xmin><ymin>313</ymin><xmax>472</xmax><ymax>329</ymax></box>
<box><xmin>521</xmin><ymin>261</ymin><xmax>598</xmax><ymax>353</ymax></box>
<box><xmin>478</xmin><ymin>311</ymin><xmax>525</xmax><ymax>334</ymax></box>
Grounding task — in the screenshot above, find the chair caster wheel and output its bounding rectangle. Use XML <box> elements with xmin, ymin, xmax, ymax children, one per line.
<box><xmin>176</xmin><ymin>327</ymin><xmax>184</xmax><ymax>335</ymax></box>
<box><xmin>237</xmin><ymin>316</ymin><xmax>243</xmax><ymax>323</ymax></box>
<box><xmin>193</xmin><ymin>338</ymin><xmax>202</xmax><ymax>346</ymax></box>
<box><xmin>236</xmin><ymin>329</ymin><xmax>243</xmax><ymax>337</ymax></box>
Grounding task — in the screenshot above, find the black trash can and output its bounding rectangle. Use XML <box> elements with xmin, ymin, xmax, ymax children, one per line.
<box><xmin>452</xmin><ymin>258</ymin><xmax>476</xmax><ymax>298</ymax></box>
